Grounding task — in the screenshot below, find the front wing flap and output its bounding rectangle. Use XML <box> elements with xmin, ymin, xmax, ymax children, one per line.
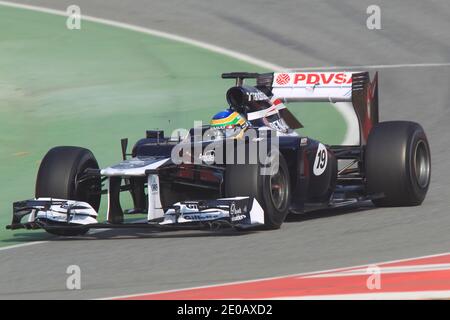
<box><xmin>161</xmin><ymin>197</ymin><xmax>265</xmax><ymax>228</ymax></box>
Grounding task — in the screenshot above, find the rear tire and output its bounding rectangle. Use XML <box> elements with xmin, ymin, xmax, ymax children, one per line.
<box><xmin>35</xmin><ymin>146</ymin><xmax>101</xmax><ymax>236</ymax></box>
<box><xmin>365</xmin><ymin>121</ymin><xmax>431</xmax><ymax>206</ymax></box>
<box><xmin>225</xmin><ymin>151</ymin><xmax>290</xmax><ymax>229</ymax></box>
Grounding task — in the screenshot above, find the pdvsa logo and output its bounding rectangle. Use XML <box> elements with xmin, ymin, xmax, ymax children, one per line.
<box><xmin>293</xmin><ymin>73</ymin><xmax>353</xmax><ymax>85</ymax></box>
<box><xmin>274</xmin><ymin>72</ymin><xmax>353</xmax><ymax>86</ymax></box>
<box><xmin>275</xmin><ymin>73</ymin><xmax>291</xmax><ymax>85</ymax></box>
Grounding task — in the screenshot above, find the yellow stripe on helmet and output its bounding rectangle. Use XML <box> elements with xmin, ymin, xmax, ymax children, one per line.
<box><xmin>210</xmin><ymin>111</ymin><xmax>242</xmax><ymax>126</ymax></box>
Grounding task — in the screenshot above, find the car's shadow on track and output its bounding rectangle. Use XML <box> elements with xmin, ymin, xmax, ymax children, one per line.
<box><xmin>284</xmin><ymin>201</ymin><xmax>376</xmax><ymax>223</ymax></box>
<box><xmin>52</xmin><ymin>203</ymin><xmax>377</xmax><ymax>241</ymax></box>
<box><xmin>52</xmin><ymin>228</ymin><xmax>258</xmax><ymax>241</ymax></box>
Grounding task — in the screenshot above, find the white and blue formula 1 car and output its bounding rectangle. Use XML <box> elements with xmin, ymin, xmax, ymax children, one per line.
<box><xmin>7</xmin><ymin>71</ymin><xmax>431</xmax><ymax>236</ymax></box>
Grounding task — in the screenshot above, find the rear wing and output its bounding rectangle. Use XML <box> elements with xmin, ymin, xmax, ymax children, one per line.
<box><xmin>256</xmin><ymin>71</ymin><xmax>379</xmax><ymax>145</ymax></box>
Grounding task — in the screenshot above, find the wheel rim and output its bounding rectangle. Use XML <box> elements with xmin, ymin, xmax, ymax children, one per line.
<box><xmin>413</xmin><ymin>140</ymin><xmax>431</xmax><ymax>189</ymax></box>
<box><xmin>269</xmin><ymin>166</ymin><xmax>288</xmax><ymax>210</ymax></box>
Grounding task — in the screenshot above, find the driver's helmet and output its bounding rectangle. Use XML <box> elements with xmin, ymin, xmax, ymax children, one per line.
<box><xmin>209</xmin><ymin>109</ymin><xmax>248</xmax><ymax>139</ymax></box>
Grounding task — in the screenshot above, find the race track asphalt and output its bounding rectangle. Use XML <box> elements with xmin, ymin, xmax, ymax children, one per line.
<box><xmin>0</xmin><ymin>0</ymin><xmax>449</xmax><ymax>299</ymax></box>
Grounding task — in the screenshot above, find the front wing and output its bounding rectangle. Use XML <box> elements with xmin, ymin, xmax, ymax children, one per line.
<box><xmin>6</xmin><ymin>197</ymin><xmax>265</xmax><ymax>232</ymax></box>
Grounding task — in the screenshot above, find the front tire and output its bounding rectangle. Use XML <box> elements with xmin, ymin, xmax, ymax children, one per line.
<box><xmin>35</xmin><ymin>146</ymin><xmax>101</xmax><ymax>236</ymax></box>
<box><xmin>365</xmin><ymin>121</ymin><xmax>431</xmax><ymax>206</ymax></box>
<box><xmin>225</xmin><ymin>151</ymin><xmax>291</xmax><ymax>229</ymax></box>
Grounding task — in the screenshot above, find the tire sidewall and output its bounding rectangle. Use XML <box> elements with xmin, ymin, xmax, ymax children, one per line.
<box><xmin>405</xmin><ymin>128</ymin><xmax>431</xmax><ymax>204</ymax></box>
<box><xmin>73</xmin><ymin>152</ymin><xmax>101</xmax><ymax>211</ymax></box>
<box><xmin>258</xmin><ymin>151</ymin><xmax>291</xmax><ymax>228</ymax></box>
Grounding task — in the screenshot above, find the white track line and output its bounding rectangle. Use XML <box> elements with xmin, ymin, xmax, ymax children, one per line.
<box><xmin>0</xmin><ymin>241</ymin><xmax>48</xmax><ymax>252</ymax></box>
<box><xmin>7</xmin><ymin>2</ymin><xmax>437</xmax><ymax>146</ymax></box>
<box><xmin>103</xmin><ymin>251</ymin><xmax>450</xmax><ymax>299</ymax></box>
<box><xmin>333</xmin><ymin>102</ymin><xmax>360</xmax><ymax>145</ymax></box>
<box><xmin>291</xmin><ymin>62</ymin><xmax>450</xmax><ymax>71</ymax></box>
<box><xmin>2</xmin><ymin>1</ymin><xmax>449</xmax><ymax>141</ymax></box>
<box><xmin>271</xmin><ymin>290</ymin><xmax>450</xmax><ymax>300</ymax></box>
<box><xmin>305</xmin><ymin>263</ymin><xmax>450</xmax><ymax>278</ymax></box>
<box><xmin>0</xmin><ymin>1</ymin><xmax>283</xmax><ymax>71</ymax></box>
